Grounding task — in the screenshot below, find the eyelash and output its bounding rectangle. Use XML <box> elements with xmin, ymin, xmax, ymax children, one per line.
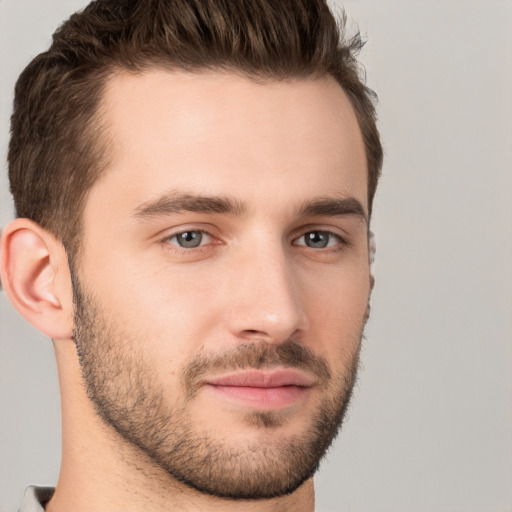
<box><xmin>161</xmin><ymin>229</ymin><xmax>214</xmax><ymax>251</ymax></box>
<box><xmin>293</xmin><ymin>231</ymin><xmax>347</xmax><ymax>250</ymax></box>
<box><xmin>161</xmin><ymin>228</ymin><xmax>349</xmax><ymax>253</ymax></box>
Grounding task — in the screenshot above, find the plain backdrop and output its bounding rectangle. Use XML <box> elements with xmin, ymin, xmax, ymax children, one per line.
<box><xmin>1</xmin><ymin>1</ymin><xmax>511</xmax><ymax>511</ymax></box>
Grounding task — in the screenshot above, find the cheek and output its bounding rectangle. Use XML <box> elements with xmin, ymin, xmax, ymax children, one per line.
<box><xmin>301</xmin><ymin>263</ymin><xmax>370</xmax><ymax>354</ymax></box>
<box><xmin>303</xmin><ymin>253</ymin><xmax>370</xmax><ymax>310</ymax></box>
<box><xmin>82</xmin><ymin>253</ymin><xmax>225</xmax><ymax>368</ymax></box>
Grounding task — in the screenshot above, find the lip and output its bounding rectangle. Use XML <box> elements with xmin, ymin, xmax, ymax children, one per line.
<box><xmin>202</xmin><ymin>369</ymin><xmax>317</xmax><ymax>411</ymax></box>
<box><xmin>205</xmin><ymin>369</ymin><xmax>317</xmax><ymax>388</ymax></box>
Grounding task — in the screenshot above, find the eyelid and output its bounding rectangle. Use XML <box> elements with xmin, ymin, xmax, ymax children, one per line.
<box><xmin>292</xmin><ymin>222</ymin><xmax>349</xmax><ymax>240</ymax></box>
<box><xmin>160</xmin><ymin>226</ymin><xmax>221</xmax><ymax>251</ymax></box>
<box><xmin>158</xmin><ymin>224</ymin><xmax>350</xmax><ymax>252</ymax></box>
<box><xmin>165</xmin><ymin>229</ymin><xmax>211</xmax><ymax>245</ymax></box>
<box><xmin>293</xmin><ymin>230</ymin><xmax>346</xmax><ymax>248</ymax></box>
<box><xmin>158</xmin><ymin>222</ymin><xmax>217</xmax><ymax>239</ymax></box>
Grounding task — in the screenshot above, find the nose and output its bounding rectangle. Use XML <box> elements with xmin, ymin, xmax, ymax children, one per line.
<box><xmin>226</xmin><ymin>245</ymin><xmax>309</xmax><ymax>344</ymax></box>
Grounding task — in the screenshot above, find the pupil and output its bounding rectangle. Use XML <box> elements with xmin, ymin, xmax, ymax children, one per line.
<box><xmin>178</xmin><ymin>231</ymin><xmax>202</xmax><ymax>248</ymax></box>
<box><xmin>306</xmin><ymin>231</ymin><xmax>328</xmax><ymax>248</ymax></box>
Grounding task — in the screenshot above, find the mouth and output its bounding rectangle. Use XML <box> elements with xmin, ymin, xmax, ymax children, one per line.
<box><xmin>202</xmin><ymin>369</ymin><xmax>317</xmax><ymax>411</ymax></box>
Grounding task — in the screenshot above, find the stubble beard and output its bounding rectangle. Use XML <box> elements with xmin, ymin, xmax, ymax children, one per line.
<box><xmin>71</xmin><ymin>274</ymin><xmax>365</xmax><ymax>500</ymax></box>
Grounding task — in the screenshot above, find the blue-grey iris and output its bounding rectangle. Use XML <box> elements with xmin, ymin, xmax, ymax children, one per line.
<box><xmin>177</xmin><ymin>231</ymin><xmax>203</xmax><ymax>248</ymax></box>
<box><xmin>305</xmin><ymin>232</ymin><xmax>329</xmax><ymax>249</ymax></box>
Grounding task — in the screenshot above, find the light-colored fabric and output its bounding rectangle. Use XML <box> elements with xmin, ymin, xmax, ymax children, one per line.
<box><xmin>18</xmin><ymin>486</ymin><xmax>54</xmax><ymax>512</ymax></box>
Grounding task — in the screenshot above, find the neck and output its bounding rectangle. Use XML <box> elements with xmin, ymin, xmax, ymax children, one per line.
<box><xmin>47</xmin><ymin>341</ymin><xmax>315</xmax><ymax>512</ymax></box>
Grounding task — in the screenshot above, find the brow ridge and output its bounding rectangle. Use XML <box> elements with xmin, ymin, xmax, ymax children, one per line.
<box><xmin>133</xmin><ymin>192</ymin><xmax>246</xmax><ymax>219</ymax></box>
<box><xmin>298</xmin><ymin>196</ymin><xmax>368</xmax><ymax>224</ymax></box>
<box><xmin>133</xmin><ymin>191</ymin><xmax>367</xmax><ymax>224</ymax></box>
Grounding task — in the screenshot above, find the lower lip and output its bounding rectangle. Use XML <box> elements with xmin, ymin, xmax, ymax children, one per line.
<box><xmin>205</xmin><ymin>384</ymin><xmax>310</xmax><ymax>410</ymax></box>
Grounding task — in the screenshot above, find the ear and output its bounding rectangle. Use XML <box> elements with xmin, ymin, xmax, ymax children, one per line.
<box><xmin>368</xmin><ymin>230</ymin><xmax>376</xmax><ymax>292</ymax></box>
<box><xmin>0</xmin><ymin>218</ymin><xmax>74</xmax><ymax>340</ymax></box>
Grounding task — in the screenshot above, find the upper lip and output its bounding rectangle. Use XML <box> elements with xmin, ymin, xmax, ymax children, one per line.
<box><xmin>204</xmin><ymin>369</ymin><xmax>317</xmax><ymax>388</ymax></box>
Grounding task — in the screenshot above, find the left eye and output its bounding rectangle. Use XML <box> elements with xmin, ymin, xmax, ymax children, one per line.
<box><xmin>166</xmin><ymin>230</ymin><xmax>212</xmax><ymax>249</ymax></box>
<box><xmin>295</xmin><ymin>231</ymin><xmax>341</xmax><ymax>249</ymax></box>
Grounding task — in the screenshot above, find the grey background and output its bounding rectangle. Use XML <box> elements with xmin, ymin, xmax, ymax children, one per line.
<box><xmin>1</xmin><ymin>1</ymin><xmax>511</xmax><ymax>511</ymax></box>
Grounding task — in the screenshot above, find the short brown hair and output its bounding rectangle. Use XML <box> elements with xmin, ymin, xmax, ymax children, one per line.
<box><xmin>8</xmin><ymin>0</ymin><xmax>383</xmax><ymax>256</ymax></box>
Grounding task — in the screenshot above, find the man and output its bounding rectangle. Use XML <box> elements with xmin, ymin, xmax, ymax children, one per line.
<box><xmin>0</xmin><ymin>0</ymin><xmax>382</xmax><ymax>510</ymax></box>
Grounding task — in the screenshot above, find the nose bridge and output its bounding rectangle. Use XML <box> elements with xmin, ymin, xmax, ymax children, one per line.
<box><xmin>227</xmin><ymin>235</ymin><xmax>308</xmax><ymax>342</ymax></box>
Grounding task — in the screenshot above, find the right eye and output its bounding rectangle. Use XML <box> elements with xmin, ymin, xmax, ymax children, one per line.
<box><xmin>164</xmin><ymin>230</ymin><xmax>213</xmax><ymax>249</ymax></box>
<box><xmin>293</xmin><ymin>230</ymin><xmax>344</xmax><ymax>250</ymax></box>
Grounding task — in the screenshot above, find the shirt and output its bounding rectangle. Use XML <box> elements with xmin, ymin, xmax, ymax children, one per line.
<box><xmin>18</xmin><ymin>486</ymin><xmax>54</xmax><ymax>512</ymax></box>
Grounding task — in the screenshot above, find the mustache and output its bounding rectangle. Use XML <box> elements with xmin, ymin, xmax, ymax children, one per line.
<box><xmin>182</xmin><ymin>340</ymin><xmax>331</xmax><ymax>398</ymax></box>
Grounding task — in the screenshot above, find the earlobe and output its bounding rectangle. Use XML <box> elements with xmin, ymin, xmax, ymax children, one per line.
<box><xmin>0</xmin><ymin>219</ymin><xmax>74</xmax><ymax>340</ymax></box>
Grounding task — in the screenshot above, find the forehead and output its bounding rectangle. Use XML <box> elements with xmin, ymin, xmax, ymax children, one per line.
<box><xmin>91</xmin><ymin>69</ymin><xmax>367</xmax><ymax>216</ymax></box>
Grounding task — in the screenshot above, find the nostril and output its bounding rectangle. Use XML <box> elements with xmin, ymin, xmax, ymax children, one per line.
<box><xmin>240</xmin><ymin>329</ymin><xmax>268</xmax><ymax>340</ymax></box>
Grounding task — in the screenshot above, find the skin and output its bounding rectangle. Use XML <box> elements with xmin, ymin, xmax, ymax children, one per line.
<box><xmin>0</xmin><ymin>70</ymin><xmax>370</xmax><ymax>511</ymax></box>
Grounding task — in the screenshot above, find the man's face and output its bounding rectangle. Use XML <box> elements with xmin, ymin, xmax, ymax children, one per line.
<box><xmin>73</xmin><ymin>70</ymin><xmax>370</xmax><ymax>499</ymax></box>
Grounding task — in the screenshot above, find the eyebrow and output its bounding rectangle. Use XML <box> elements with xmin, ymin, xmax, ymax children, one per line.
<box><xmin>133</xmin><ymin>192</ymin><xmax>246</xmax><ymax>219</ymax></box>
<box><xmin>133</xmin><ymin>192</ymin><xmax>367</xmax><ymax>224</ymax></box>
<box><xmin>298</xmin><ymin>196</ymin><xmax>368</xmax><ymax>224</ymax></box>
